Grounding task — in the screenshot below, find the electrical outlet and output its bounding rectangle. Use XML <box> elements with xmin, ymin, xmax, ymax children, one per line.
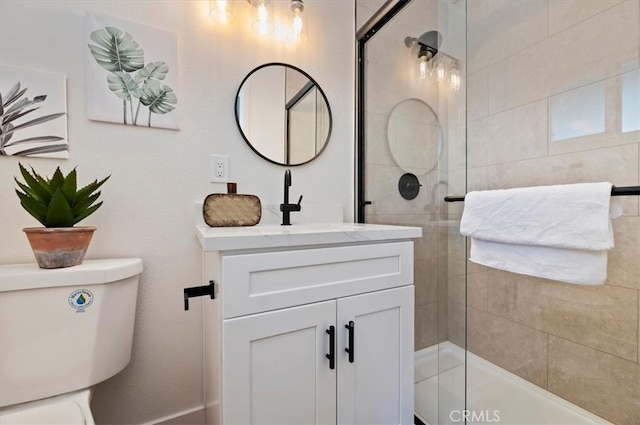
<box><xmin>209</xmin><ymin>155</ymin><xmax>229</xmax><ymax>183</ymax></box>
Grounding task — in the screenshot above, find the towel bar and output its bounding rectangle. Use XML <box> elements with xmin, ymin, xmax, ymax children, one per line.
<box><xmin>444</xmin><ymin>185</ymin><xmax>640</xmax><ymax>203</ymax></box>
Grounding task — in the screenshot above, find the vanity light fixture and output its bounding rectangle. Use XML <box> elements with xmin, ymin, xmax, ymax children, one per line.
<box><xmin>209</xmin><ymin>0</ymin><xmax>308</xmax><ymax>43</ymax></box>
<box><xmin>405</xmin><ymin>30</ymin><xmax>461</xmax><ymax>91</ymax></box>
<box><xmin>247</xmin><ymin>0</ymin><xmax>274</xmax><ymax>36</ymax></box>
<box><xmin>287</xmin><ymin>0</ymin><xmax>307</xmax><ymax>44</ymax></box>
<box><xmin>210</xmin><ymin>0</ymin><xmax>235</xmax><ymax>24</ymax></box>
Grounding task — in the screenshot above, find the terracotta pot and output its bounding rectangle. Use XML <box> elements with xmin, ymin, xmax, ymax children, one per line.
<box><xmin>23</xmin><ymin>226</ymin><xmax>96</xmax><ymax>269</ymax></box>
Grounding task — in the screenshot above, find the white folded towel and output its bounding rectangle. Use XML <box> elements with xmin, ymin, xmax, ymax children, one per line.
<box><xmin>460</xmin><ymin>183</ymin><xmax>622</xmax><ymax>285</ymax></box>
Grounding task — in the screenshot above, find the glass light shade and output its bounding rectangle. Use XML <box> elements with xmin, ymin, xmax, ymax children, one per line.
<box><xmin>250</xmin><ymin>0</ymin><xmax>274</xmax><ymax>36</ymax></box>
<box><xmin>419</xmin><ymin>57</ymin><xmax>428</xmax><ymax>80</ymax></box>
<box><xmin>287</xmin><ymin>0</ymin><xmax>307</xmax><ymax>44</ymax></box>
<box><xmin>210</xmin><ymin>0</ymin><xmax>235</xmax><ymax>24</ymax></box>
<box><xmin>436</xmin><ymin>61</ymin><xmax>446</xmax><ymax>82</ymax></box>
<box><xmin>450</xmin><ymin>69</ymin><xmax>461</xmax><ymax>92</ymax></box>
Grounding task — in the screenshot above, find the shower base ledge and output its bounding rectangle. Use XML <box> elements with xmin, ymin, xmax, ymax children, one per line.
<box><xmin>414</xmin><ymin>341</ymin><xmax>612</xmax><ymax>425</ymax></box>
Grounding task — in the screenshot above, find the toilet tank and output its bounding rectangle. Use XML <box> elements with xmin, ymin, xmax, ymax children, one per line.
<box><xmin>0</xmin><ymin>258</ymin><xmax>143</xmax><ymax>407</ymax></box>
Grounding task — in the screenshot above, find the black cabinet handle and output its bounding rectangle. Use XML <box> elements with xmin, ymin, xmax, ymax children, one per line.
<box><xmin>326</xmin><ymin>326</ymin><xmax>335</xmax><ymax>370</ymax></box>
<box><xmin>345</xmin><ymin>321</ymin><xmax>355</xmax><ymax>363</ymax></box>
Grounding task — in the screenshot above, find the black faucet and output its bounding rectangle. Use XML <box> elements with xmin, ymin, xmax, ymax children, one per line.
<box><xmin>280</xmin><ymin>169</ymin><xmax>302</xmax><ymax>226</ymax></box>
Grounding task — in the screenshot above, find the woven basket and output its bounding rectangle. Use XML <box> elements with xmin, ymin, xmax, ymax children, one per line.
<box><xmin>203</xmin><ymin>193</ymin><xmax>261</xmax><ymax>227</ymax></box>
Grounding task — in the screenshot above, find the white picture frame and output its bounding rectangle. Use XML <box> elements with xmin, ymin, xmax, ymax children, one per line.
<box><xmin>85</xmin><ymin>12</ymin><xmax>180</xmax><ymax>130</ymax></box>
<box><xmin>0</xmin><ymin>66</ymin><xmax>68</xmax><ymax>158</ymax></box>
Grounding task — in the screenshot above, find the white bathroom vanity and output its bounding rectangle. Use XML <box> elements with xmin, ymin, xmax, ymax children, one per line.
<box><xmin>195</xmin><ymin>223</ymin><xmax>421</xmax><ymax>425</ymax></box>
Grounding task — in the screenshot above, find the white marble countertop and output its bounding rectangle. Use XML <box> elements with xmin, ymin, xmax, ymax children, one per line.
<box><xmin>196</xmin><ymin>222</ymin><xmax>422</xmax><ymax>252</ymax></box>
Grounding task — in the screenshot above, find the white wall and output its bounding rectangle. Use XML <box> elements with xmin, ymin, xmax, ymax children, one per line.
<box><xmin>0</xmin><ymin>1</ymin><xmax>355</xmax><ymax>423</ymax></box>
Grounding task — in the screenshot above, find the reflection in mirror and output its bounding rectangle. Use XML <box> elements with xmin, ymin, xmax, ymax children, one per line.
<box><xmin>387</xmin><ymin>98</ymin><xmax>441</xmax><ymax>175</ymax></box>
<box><xmin>235</xmin><ymin>63</ymin><xmax>332</xmax><ymax>166</ymax></box>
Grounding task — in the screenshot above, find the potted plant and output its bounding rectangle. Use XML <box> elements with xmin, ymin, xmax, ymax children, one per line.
<box><xmin>14</xmin><ymin>163</ymin><xmax>110</xmax><ymax>269</ymax></box>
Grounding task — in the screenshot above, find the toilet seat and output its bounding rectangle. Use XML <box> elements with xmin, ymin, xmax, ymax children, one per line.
<box><xmin>0</xmin><ymin>401</ymin><xmax>85</xmax><ymax>425</ymax></box>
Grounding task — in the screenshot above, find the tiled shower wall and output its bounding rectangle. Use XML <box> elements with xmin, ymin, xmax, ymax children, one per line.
<box><xmin>457</xmin><ymin>1</ymin><xmax>640</xmax><ymax>423</ymax></box>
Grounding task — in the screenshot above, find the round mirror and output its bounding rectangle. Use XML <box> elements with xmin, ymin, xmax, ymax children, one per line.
<box><xmin>235</xmin><ymin>63</ymin><xmax>332</xmax><ymax>166</ymax></box>
<box><xmin>387</xmin><ymin>98</ymin><xmax>442</xmax><ymax>175</ymax></box>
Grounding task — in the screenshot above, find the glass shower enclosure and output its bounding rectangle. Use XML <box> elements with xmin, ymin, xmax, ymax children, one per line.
<box><xmin>357</xmin><ymin>0</ymin><xmax>468</xmax><ymax>423</ymax></box>
<box><xmin>357</xmin><ymin>0</ymin><xmax>639</xmax><ymax>424</ymax></box>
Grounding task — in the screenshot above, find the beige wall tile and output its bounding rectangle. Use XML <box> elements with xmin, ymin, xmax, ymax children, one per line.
<box><xmin>467</xmin><ymin>167</ymin><xmax>488</xmax><ymax>192</ymax></box>
<box><xmin>447</xmin><ymin>124</ymin><xmax>467</xmax><ymax>172</ymax></box>
<box><xmin>469</xmin><ymin>99</ymin><xmax>548</xmax><ymax>167</ymax></box>
<box><xmin>608</xmin><ymin>217</ymin><xmax>640</xmax><ymax>290</ymax></box>
<box><xmin>365</xmin><ymin>214</ymin><xmax>398</xmax><ymax>224</ymax></box>
<box><xmin>447</xmin><ymin>256</ymin><xmax>466</xmax><ymax>279</ymax></box>
<box><xmin>488</xmin><ymin>1</ymin><xmax>639</xmax><ymax>113</ymax></box>
<box><xmin>449</xmin><ymin>272</ymin><xmax>488</xmax><ymax>312</ymax></box>
<box><xmin>438</xmin><ymin>279</ymin><xmax>449</xmax><ymax>343</ymax></box>
<box><xmin>486</xmin><ymin>143</ymin><xmax>639</xmax><ymax>216</ymax></box>
<box><xmin>484</xmin><ymin>0</ymin><xmax>513</xmax><ymax>18</ymax></box>
<box><xmin>447</xmin><ymin>300</ymin><xmax>466</xmax><ymax>348</ymax></box>
<box><xmin>416</xmin><ymin>302</ymin><xmax>439</xmax><ymax>350</ymax></box>
<box><xmin>548</xmin><ymin>0</ymin><xmax>639</xmax><ymax>94</ymax></box>
<box><xmin>365</xmin><ymin>62</ymin><xmax>398</xmax><ymax>115</ymax></box>
<box><xmin>415</xmin><ymin>257</ymin><xmax>439</xmax><ymax>306</ymax></box>
<box><xmin>467</xmin><ymin>68</ymin><xmax>489</xmax><ymax>122</ymax></box>
<box><xmin>548</xmin><ymin>336</ymin><xmax>640</xmax><ymax>425</ymax></box>
<box><xmin>487</xmin><ymin>41</ymin><xmax>550</xmax><ymax>114</ymax></box>
<box><xmin>396</xmin><ymin>217</ymin><xmax>439</xmax><ymax>260</ymax></box>
<box><xmin>467</xmin><ymin>0</ymin><xmax>488</xmax><ymax>24</ymax></box>
<box><xmin>468</xmin><ymin>307</ymin><xmax>548</xmax><ymax>388</ymax></box>
<box><xmin>548</xmin><ymin>0</ymin><xmax>623</xmax><ymax>36</ymax></box>
<box><xmin>365</xmin><ymin>111</ymin><xmax>395</xmax><ymax>166</ymax></box>
<box><xmin>467</xmin><ymin>0</ymin><xmax>547</xmax><ymax>74</ymax></box>
<box><xmin>365</xmin><ymin>18</ymin><xmax>404</xmax><ymax>67</ymax></box>
<box><xmin>447</xmin><ymin>226</ymin><xmax>468</xmax><ymax>264</ymax></box>
<box><xmin>467</xmin><ymin>117</ymin><xmax>488</xmax><ymax>167</ymax></box>
<box><xmin>487</xmin><ymin>270</ymin><xmax>639</xmax><ymax>361</ymax></box>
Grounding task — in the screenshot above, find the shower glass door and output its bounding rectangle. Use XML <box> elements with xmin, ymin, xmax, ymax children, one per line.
<box><xmin>356</xmin><ymin>0</ymin><xmax>467</xmax><ymax>423</ymax></box>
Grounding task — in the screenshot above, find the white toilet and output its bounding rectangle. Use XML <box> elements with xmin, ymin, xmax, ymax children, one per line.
<box><xmin>0</xmin><ymin>258</ymin><xmax>143</xmax><ymax>424</ymax></box>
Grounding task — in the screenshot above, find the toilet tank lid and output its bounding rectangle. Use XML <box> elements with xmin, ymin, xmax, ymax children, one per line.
<box><xmin>0</xmin><ymin>258</ymin><xmax>143</xmax><ymax>292</ymax></box>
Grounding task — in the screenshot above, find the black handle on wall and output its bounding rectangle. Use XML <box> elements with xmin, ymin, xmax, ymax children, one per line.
<box><xmin>345</xmin><ymin>321</ymin><xmax>355</xmax><ymax>363</ymax></box>
<box><xmin>326</xmin><ymin>326</ymin><xmax>335</xmax><ymax>370</ymax></box>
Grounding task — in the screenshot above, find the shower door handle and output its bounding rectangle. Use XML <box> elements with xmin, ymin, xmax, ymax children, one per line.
<box><xmin>345</xmin><ymin>321</ymin><xmax>355</xmax><ymax>363</ymax></box>
<box><xmin>326</xmin><ymin>326</ymin><xmax>335</xmax><ymax>370</ymax></box>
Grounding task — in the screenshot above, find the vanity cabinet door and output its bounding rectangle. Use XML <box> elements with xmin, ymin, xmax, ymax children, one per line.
<box><xmin>336</xmin><ymin>286</ymin><xmax>414</xmax><ymax>425</ymax></box>
<box><xmin>223</xmin><ymin>300</ymin><xmax>337</xmax><ymax>425</ymax></box>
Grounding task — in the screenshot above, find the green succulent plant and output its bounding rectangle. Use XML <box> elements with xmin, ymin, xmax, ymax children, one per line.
<box><xmin>15</xmin><ymin>163</ymin><xmax>110</xmax><ymax>227</ymax></box>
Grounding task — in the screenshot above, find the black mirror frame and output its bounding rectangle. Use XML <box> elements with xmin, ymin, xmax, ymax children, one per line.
<box><xmin>234</xmin><ymin>62</ymin><xmax>333</xmax><ymax>167</ymax></box>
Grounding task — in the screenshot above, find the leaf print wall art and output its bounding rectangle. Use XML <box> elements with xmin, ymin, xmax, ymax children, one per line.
<box><xmin>85</xmin><ymin>12</ymin><xmax>179</xmax><ymax>130</ymax></box>
<box><xmin>0</xmin><ymin>66</ymin><xmax>68</xmax><ymax>158</ymax></box>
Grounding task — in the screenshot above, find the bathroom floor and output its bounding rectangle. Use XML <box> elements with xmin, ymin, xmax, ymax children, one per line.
<box><xmin>414</xmin><ymin>342</ymin><xmax>611</xmax><ymax>425</ymax></box>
